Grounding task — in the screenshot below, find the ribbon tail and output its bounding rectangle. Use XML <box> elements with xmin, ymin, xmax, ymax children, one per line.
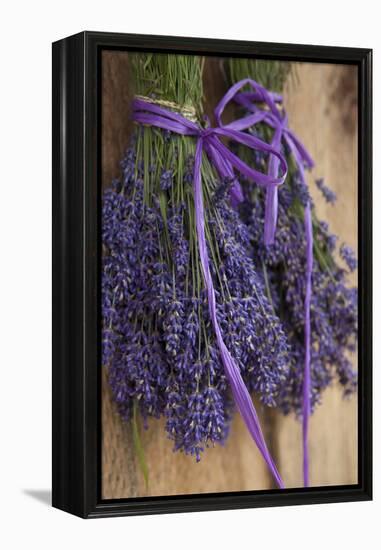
<box><xmin>264</xmin><ymin>186</ymin><xmax>278</xmax><ymax>245</ymax></box>
<box><xmin>264</xmin><ymin>127</ymin><xmax>282</xmax><ymax>245</ymax></box>
<box><xmin>303</xmin><ymin>200</ymin><xmax>313</xmax><ymax>487</ymax></box>
<box><xmin>215</xmin><ymin>337</ymin><xmax>284</xmax><ymax>488</ymax></box>
<box><xmin>229</xmin><ymin>180</ymin><xmax>244</xmax><ymax>207</ymax></box>
<box><xmin>193</xmin><ymin>138</ymin><xmax>284</xmax><ymax>489</ymax></box>
<box><xmin>284</xmin><ymin>130</ymin><xmax>314</xmax><ymax>170</ymax></box>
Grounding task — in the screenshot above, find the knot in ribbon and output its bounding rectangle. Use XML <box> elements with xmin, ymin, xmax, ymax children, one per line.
<box><xmin>133</xmin><ymin>83</ymin><xmax>288</xmax><ymax>208</ymax></box>
<box><xmin>132</xmin><ymin>80</ymin><xmax>291</xmax><ymax>489</ymax></box>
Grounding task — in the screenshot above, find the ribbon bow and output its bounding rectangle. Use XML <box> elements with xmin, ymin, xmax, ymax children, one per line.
<box><xmin>235</xmin><ymin>85</ymin><xmax>315</xmax><ymax>487</ymax></box>
<box><xmin>133</xmin><ymin>80</ymin><xmax>289</xmax><ymax>489</ymax></box>
<box><xmin>234</xmin><ymin>87</ymin><xmax>314</xmax><ymax>244</ymax></box>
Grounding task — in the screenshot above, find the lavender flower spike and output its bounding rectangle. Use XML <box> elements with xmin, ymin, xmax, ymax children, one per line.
<box><xmin>315</xmin><ymin>178</ymin><xmax>337</xmax><ymax>204</ymax></box>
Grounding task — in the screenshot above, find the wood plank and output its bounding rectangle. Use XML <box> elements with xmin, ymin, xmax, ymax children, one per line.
<box><xmin>101</xmin><ymin>53</ymin><xmax>358</xmax><ymax>498</ymax></box>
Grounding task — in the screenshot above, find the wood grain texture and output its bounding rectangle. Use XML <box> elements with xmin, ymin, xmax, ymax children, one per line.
<box><xmin>101</xmin><ymin>51</ymin><xmax>133</xmax><ymax>191</ymax></box>
<box><xmin>101</xmin><ymin>52</ymin><xmax>358</xmax><ymax>498</ymax></box>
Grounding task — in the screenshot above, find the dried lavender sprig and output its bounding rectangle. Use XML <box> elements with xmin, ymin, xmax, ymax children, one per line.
<box><xmin>315</xmin><ymin>178</ymin><xmax>337</xmax><ymax>204</ymax></box>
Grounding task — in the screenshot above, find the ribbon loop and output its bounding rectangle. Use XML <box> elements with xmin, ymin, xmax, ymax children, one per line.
<box><xmin>214</xmin><ymin>78</ymin><xmax>280</xmax><ymax>127</ymax></box>
<box><xmin>132</xmin><ymin>96</ymin><xmax>288</xmax><ymax>192</ymax></box>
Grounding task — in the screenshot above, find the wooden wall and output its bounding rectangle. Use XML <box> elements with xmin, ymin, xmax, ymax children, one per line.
<box><xmin>101</xmin><ymin>51</ymin><xmax>358</xmax><ymax>498</ymax></box>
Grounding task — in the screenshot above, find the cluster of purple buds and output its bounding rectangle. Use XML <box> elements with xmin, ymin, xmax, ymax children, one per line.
<box><xmin>238</xmin><ymin>140</ymin><xmax>357</xmax><ymax>415</ymax></box>
<box><xmin>102</xmin><ymin>132</ymin><xmax>292</xmax><ymax>460</ymax></box>
<box><xmin>160</xmin><ymin>169</ymin><xmax>174</xmax><ymax>191</ymax></box>
<box><xmin>315</xmin><ymin>177</ymin><xmax>337</xmax><ymax>204</ymax></box>
<box><xmin>340</xmin><ymin>243</ymin><xmax>358</xmax><ymax>272</ymax></box>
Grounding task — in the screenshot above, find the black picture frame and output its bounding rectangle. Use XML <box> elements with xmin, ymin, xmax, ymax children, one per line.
<box><xmin>52</xmin><ymin>31</ymin><xmax>372</xmax><ymax>519</ymax></box>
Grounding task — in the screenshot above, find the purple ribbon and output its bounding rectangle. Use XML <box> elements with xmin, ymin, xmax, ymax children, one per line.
<box><xmin>235</xmin><ymin>88</ymin><xmax>315</xmax><ymax>487</ymax></box>
<box><xmin>133</xmin><ymin>80</ymin><xmax>289</xmax><ymax>488</ymax></box>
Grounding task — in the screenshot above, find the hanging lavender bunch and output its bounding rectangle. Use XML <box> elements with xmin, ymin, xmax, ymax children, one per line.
<box><xmin>224</xmin><ymin>57</ymin><xmax>357</xmax><ymax>417</ymax></box>
<box><xmin>102</xmin><ymin>53</ymin><xmax>291</xmax><ymax>462</ymax></box>
<box><xmin>239</xmin><ymin>147</ymin><xmax>357</xmax><ymax>415</ymax></box>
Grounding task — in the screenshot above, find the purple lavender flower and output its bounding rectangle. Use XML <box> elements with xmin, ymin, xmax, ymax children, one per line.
<box><xmin>315</xmin><ymin>178</ymin><xmax>337</xmax><ymax>203</ymax></box>
<box><xmin>102</xmin><ymin>132</ymin><xmax>293</xmax><ymax>460</ymax></box>
<box><xmin>340</xmin><ymin>243</ymin><xmax>358</xmax><ymax>272</ymax></box>
<box><xmin>160</xmin><ymin>169</ymin><xmax>174</xmax><ymax>191</ymax></box>
<box><xmin>292</xmin><ymin>172</ymin><xmax>313</xmax><ymax>207</ymax></box>
<box><xmin>167</xmin><ymin>206</ymin><xmax>189</xmax><ymax>280</ymax></box>
<box><xmin>163</xmin><ymin>299</ymin><xmax>184</xmax><ymax>357</ymax></box>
